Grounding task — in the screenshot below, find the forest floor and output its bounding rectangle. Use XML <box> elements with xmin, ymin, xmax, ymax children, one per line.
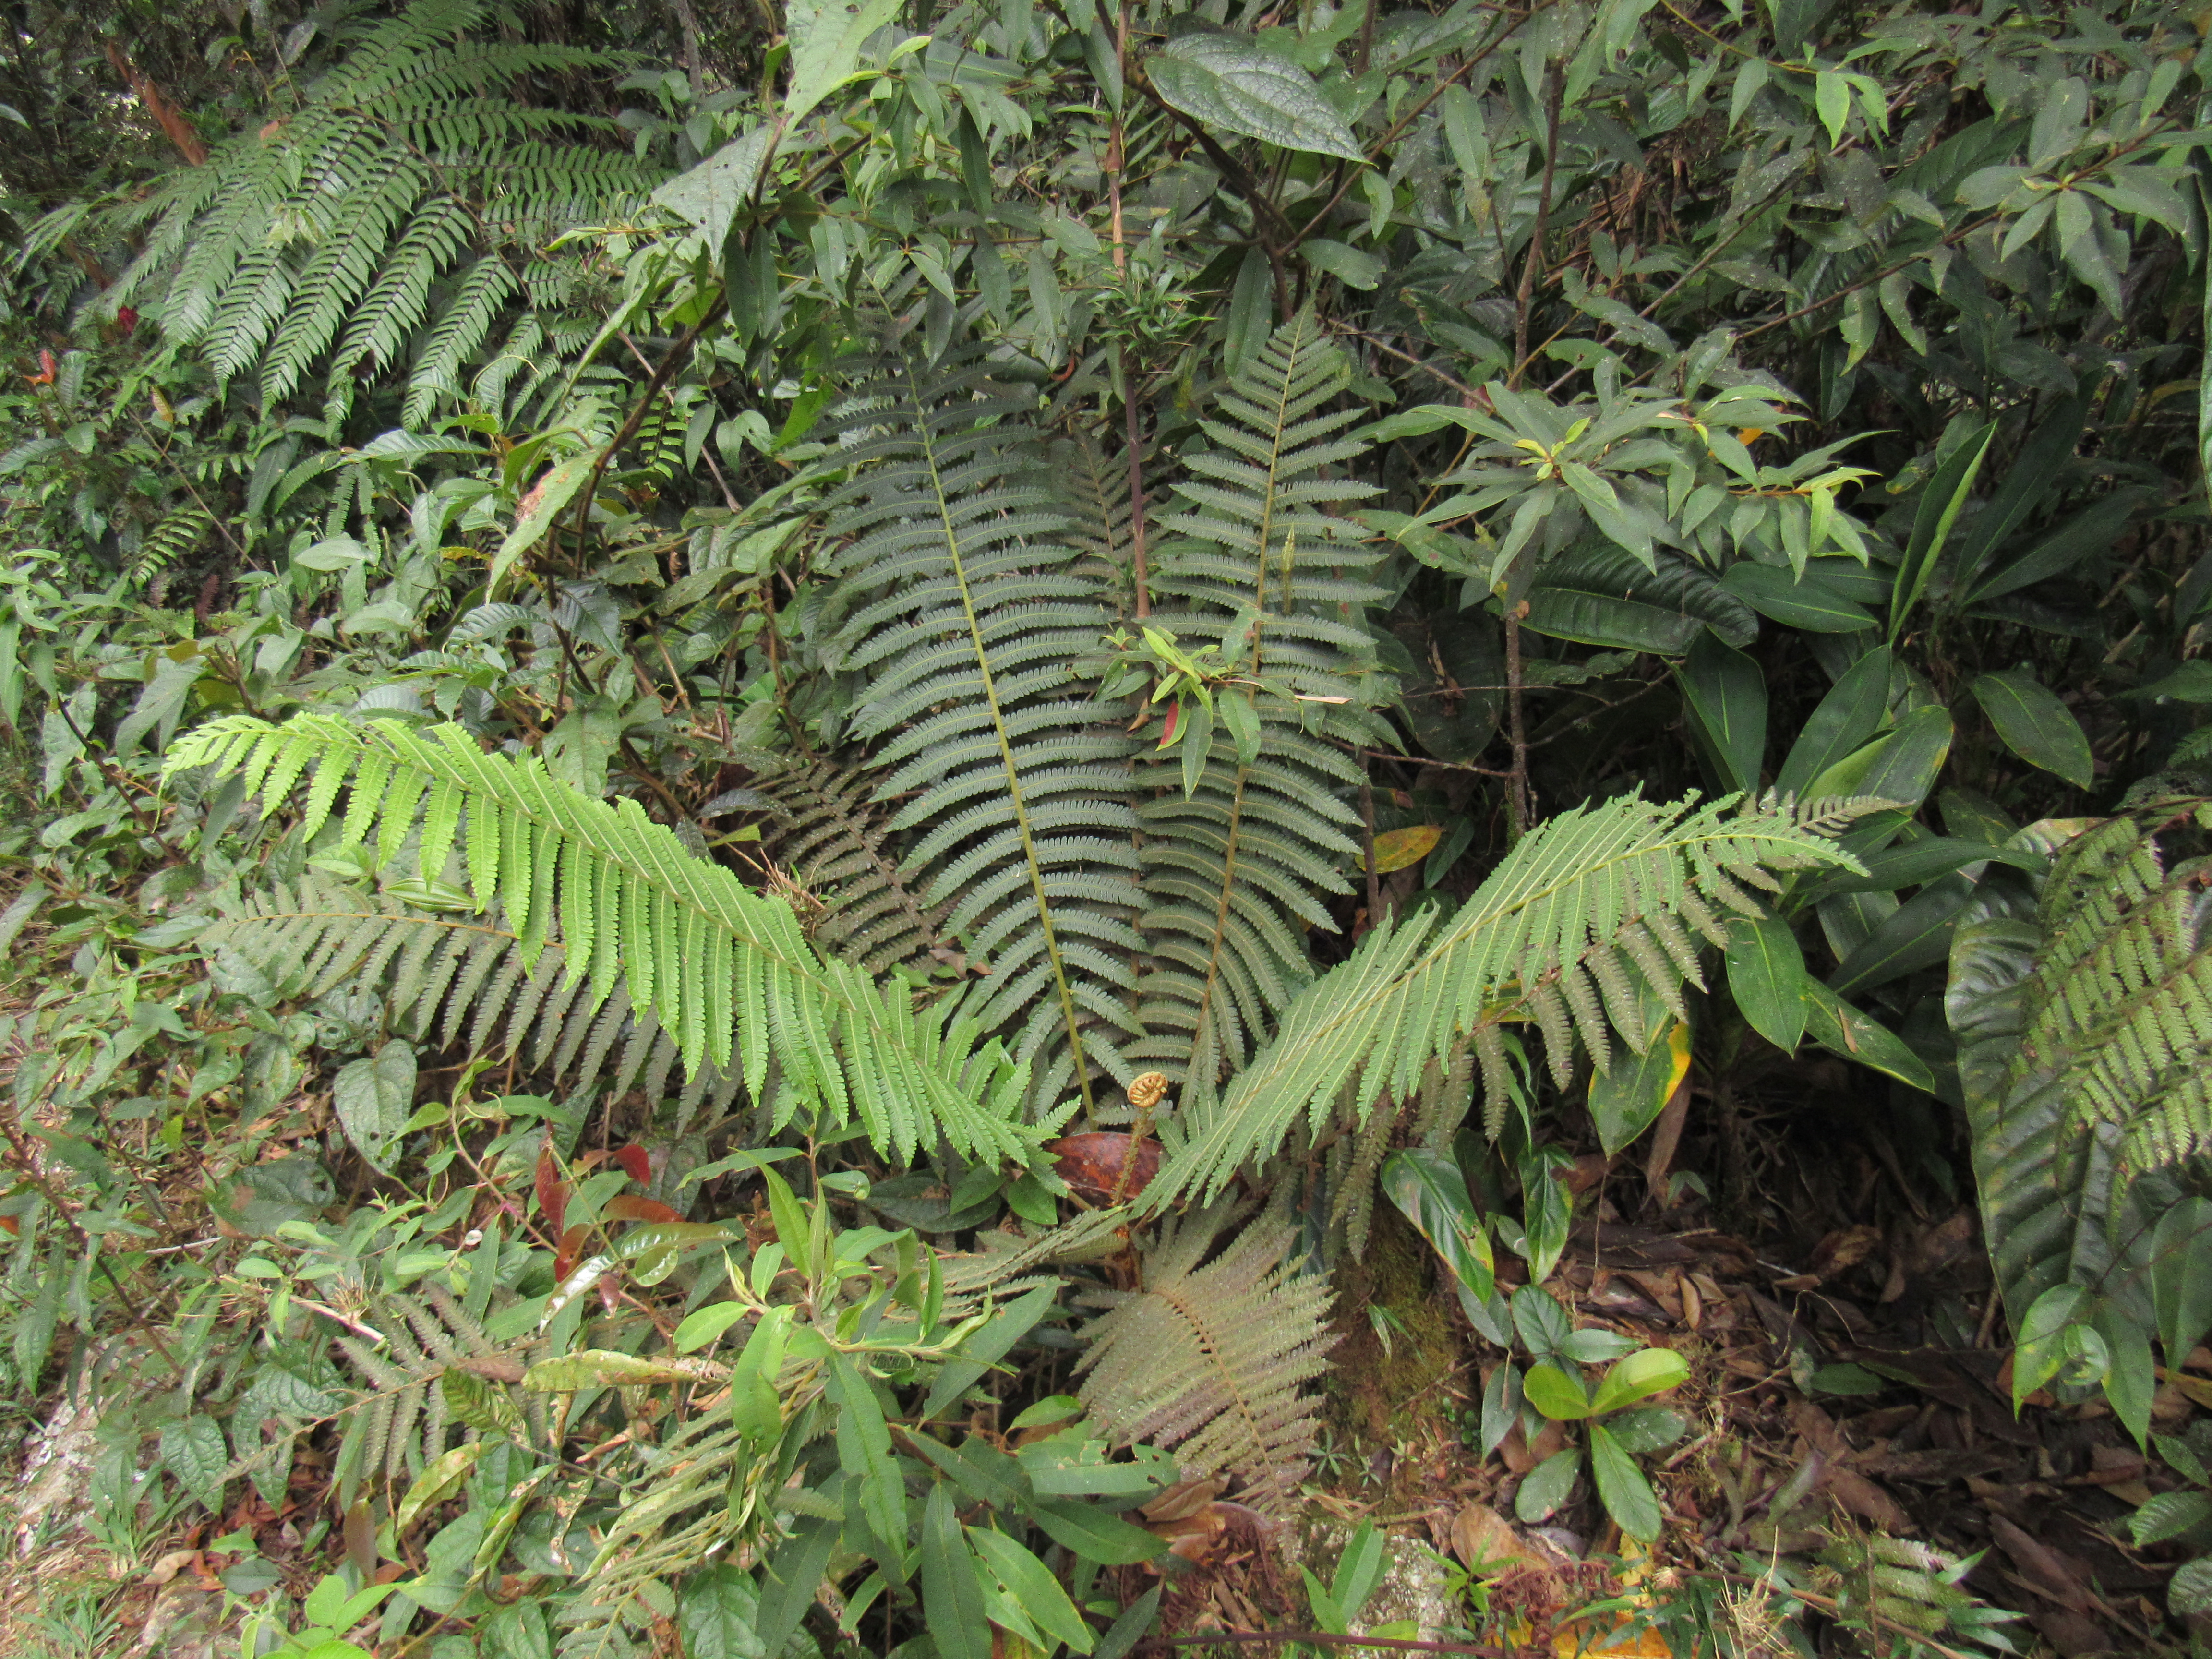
<box><xmin>0</xmin><ymin>995</ymin><xmax>2197</xmax><ymax>1658</ymax></box>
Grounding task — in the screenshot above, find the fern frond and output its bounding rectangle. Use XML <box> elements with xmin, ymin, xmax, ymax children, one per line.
<box><xmin>404</xmin><ymin>256</ymin><xmax>521</xmax><ymax>427</ymax></box>
<box><xmin>747</xmin><ymin>759</ymin><xmax>947</xmax><ymax>975</ymax></box>
<box><xmin>1150</xmin><ymin>792</ymin><xmax>1859</xmax><ymax>1206</ymax></box>
<box><xmin>820</xmin><ymin>343</ymin><xmax>1142</xmax><ymax>1117</ymax></box>
<box><xmin>1128</xmin><ymin>312</ymin><xmax>1394</xmax><ymax>1093</ymax></box>
<box><xmin>166</xmin><ymin>714</ymin><xmax>1048</xmax><ymax>1165</ymax></box>
<box><xmin>1075</xmin><ymin>1198</ymin><xmax>1335</xmax><ymax>1515</ymax></box>
<box><xmin>1955</xmin><ymin>798</ymin><xmax>2212</xmax><ymax>1321</ymax></box>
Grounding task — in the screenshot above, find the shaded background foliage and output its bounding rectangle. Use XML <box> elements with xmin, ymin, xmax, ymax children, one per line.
<box><xmin>4</xmin><ymin>0</ymin><xmax>2212</xmax><ymax>1654</ymax></box>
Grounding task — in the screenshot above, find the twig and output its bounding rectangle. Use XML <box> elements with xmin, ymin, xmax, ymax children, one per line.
<box><xmin>1328</xmin><ymin>325</ymin><xmax>1483</xmax><ymax>401</ymax></box>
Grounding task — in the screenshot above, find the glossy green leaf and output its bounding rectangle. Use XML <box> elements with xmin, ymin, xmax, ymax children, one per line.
<box><xmin>785</xmin><ymin>0</ymin><xmax>902</xmax><ymax>122</ymax></box>
<box><xmin>1590</xmin><ymin>1347</ymin><xmax>1690</xmax><ymax>1415</ymax></box>
<box><xmin>967</xmin><ymin>1527</ymin><xmax>1095</xmax><ymax>1653</ymax></box>
<box><xmin>1776</xmin><ymin>645</ymin><xmax>1893</xmax><ymax>798</ymax></box>
<box><xmin>1725</xmin><ymin>913</ymin><xmax>1807</xmax><ymax>1052</ymax></box>
<box><xmin>1514</xmin><ymin>1448</ymin><xmax>1581</xmax><ymax>1522</ymax></box>
<box><xmin>393</xmin><ymin>1441</ymin><xmax>485</xmax><ymax>1536</ymax></box>
<box><xmin>1801</xmin><ymin>979</ymin><xmax>1934</xmax><ymax>1092</ymax></box>
<box><xmin>2013</xmin><ymin>1282</ymin><xmax>2092</xmax><ymax>1407</ymax></box>
<box><xmin>1522</xmin><ymin>544</ymin><xmax>1756</xmax><ymax>653</ymax></box>
<box><xmin>1029</xmin><ymin>1496</ymin><xmax>1168</xmax><ymax>1565</ymax></box>
<box><xmin>1588</xmin><ymin>1422</ymin><xmax>1663</xmax><ymax>1542</ymax></box>
<box><xmin>1381</xmin><ymin>1147</ymin><xmax>1494</xmax><ymax>1300</ymax></box>
<box><xmin>1972</xmin><ymin>669</ymin><xmax>2093</xmax><ymax>791</ymax></box>
<box><xmin>1588</xmin><ymin>1002</ymin><xmax>1691</xmax><ymax>1155</ymax></box>
<box><xmin>829</xmin><ymin>1352</ymin><xmax>908</xmax><ymax>1576</ymax></box>
<box><xmin>1675</xmin><ymin>631</ymin><xmax>1767</xmax><ymax>793</ymax></box>
<box><xmin>1720</xmin><ymin>560</ymin><xmax>1876</xmax><ymax>631</ymax></box>
<box><xmin>1890</xmin><ymin>421</ymin><xmax>1996</xmax><ymax>643</ymax></box>
<box><xmin>2151</xmin><ymin>1199</ymin><xmax>2212</xmax><ymax>1370</ymax></box>
<box><xmin>1521</xmin><ymin>1363</ymin><xmax>1593</xmax><ymax>1420</ymax></box>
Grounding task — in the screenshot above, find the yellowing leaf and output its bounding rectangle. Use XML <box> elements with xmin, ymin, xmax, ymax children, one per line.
<box><xmin>1359</xmin><ymin>825</ymin><xmax>1443</xmax><ymax>874</ymax></box>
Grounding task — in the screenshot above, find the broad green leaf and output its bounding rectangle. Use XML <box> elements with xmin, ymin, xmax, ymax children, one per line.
<box><xmin>1523</xmin><ymin>544</ymin><xmax>1756</xmax><ymax>653</ymax></box>
<box><xmin>1147</xmin><ymin>36</ymin><xmax>1365</xmax><ymax>161</ymax></box>
<box><xmin>1588</xmin><ymin>1010</ymin><xmax>1691</xmax><ymax>1155</ymax></box>
<box><xmin>967</xmin><ymin>1527</ymin><xmax>1094</xmax><ymax>1653</ymax></box>
<box><xmin>829</xmin><ymin>1352</ymin><xmax>908</xmax><ymax>1577</ymax></box>
<box><xmin>2095</xmin><ymin>1306</ymin><xmax>2154</xmax><ymax>1447</ymax></box>
<box><xmin>1590</xmin><ymin>1347</ymin><xmax>1689</xmax><ymax>1415</ymax></box>
<box><xmin>1029</xmin><ymin>1496</ymin><xmax>1168</xmax><ymax>1565</ymax></box>
<box><xmin>1521</xmin><ymin>1363</ymin><xmax>1593</xmax><ymax>1420</ymax></box>
<box><xmin>679</xmin><ymin>1564</ymin><xmax>768</xmax><ymax>1659</ymax></box>
<box><xmin>332</xmin><ymin>1039</ymin><xmax>416</xmax><ymax>1174</ymax></box>
<box><xmin>1890</xmin><ymin>421</ymin><xmax>1996</xmax><ymax>643</ymax></box>
<box><xmin>1514</xmin><ymin>1448</ymin><xmax>1581</xmax><ymax>1522</ymax></box>
<box><xmin>1801</xmin><ymin>979</ymin><xmax>1935</xmax><ymax>1092</ymax></box>
<box><xmin>2151</xmin><ymin>1199</ymin><xmax>2212</xmax><ymax>1370</ymax></box>
<box><xmin>1302</xmin><ymin>238</ymin><xmax>1384</xmax><ymax>290</ymax></box>
<box><xmin>159</xmin><ymin>1415</ymin><xmax>229</xmax><ymax>1513</ymax></box>
<box><xmin>1828</xmin><ymin>873</ymin><xmax>1976</xmax><ymax>996</ymax></box>
<box><xmin>1720</xmin><ymin>561</ymin><xmax>1875</xmax><ymax>632</ymax></box>
<box><xmin>786</xmin><ymin>0</ymin><xmax>902</xmax><ymax>122</ymax></box>
<box><xmin>652</xmin><ymin>125</ymin><xmax>779</xmax><ymax>248</ymax></box>
<box><xmin>489</xmin><ymin>454</ymin><xmax>595</xmax><ymax>600</ymax></box>
<box><xmin>1095</xmin><ymin>1588</ymin><xmax>1163</xmax><ymax>1659</ymax></box>
<box><xmin>2013</xmin><ymin>1282</ymin><xmax>2092</xmax><ymax>1407</ymax></box>
<box><xmin>1675</xmin><ymin>631</ymin><xmax>1767</xmax><ymax>793</ymax></box>
<box><xmin>1725</xmin><ymin>914</ymin><xmax>1807</xmax><ymax>1052</ymax></box>
<box><xmin>921</xmin><ymin>1486</ymin><xmax>991</xmax><ymax>1659</ymax></box>
<box><xmin>1382</xmin><ymin>1147</ymin><xmax>1496</xmax><ymax>1301</ymax></box>
<box><xmin>1776</xmin><ymin>645</ymin><xmax>1893</xmax><ymax>798</ymax></box>
<box><xmin>756</xmin><ymin>1509</ymin><xmax>841</xmax><ymax>1656</ymax></box>
<box><xmin>906</xmin><ymin>1431</ymin><xmax>1033</xmax><ymax>1511</ymax></box>
<box><xmin>1972</xmin><ymin>669</ymin><xmax>2093</xmax><ymax>791</ymax></box>
<box><xmin>673</xmin><ymin>1300</ymin><xmax>751</xmax><ymax>1354</ymax></box>
<box><xmin>1587</xmin><ymin>1423</ymin><xmax>1663</xmax><ymax>1543</ymax></box>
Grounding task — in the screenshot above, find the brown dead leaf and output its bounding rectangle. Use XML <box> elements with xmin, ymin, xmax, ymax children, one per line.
<box><xmin>1140</xmin><ymin>1477</ymin><xmax>1225</xmax><ymax>1524</ymax></box>
<box><xmin>1988</xmin><ymin>1515</ymin><xmax>2100</xmax><ymax>1616</ymax></box>
<box><xmin>1047</xmin><ymin>1133</ymin><xmax>1160</xmax><ymax>1204</ymax></box>
<box><xmin>1810</xmin><ymin>1225</ymin><xmax>1882</xmax><ymax>1279</ymax></box>
<box><xmin>1450</xmin><ymin>1503</ymin><xmax>1543</xmax><ymax>1573</ymax></box>
<box><xmin>143</xmin><ymin>1550</ymin><xmax>200</xmax><ymax>1587</ymax></box>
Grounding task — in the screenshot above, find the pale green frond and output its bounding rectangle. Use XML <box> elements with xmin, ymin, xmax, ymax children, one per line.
<box><xmin>1149</xmin><ymin>792</ymin><xmax>1859</xmax><ymax>1206</ymax></box>
<box><xmin>166</xmin><ymin>714</ymin><xmax>1045</xmax><ymax>1165</ymax></box>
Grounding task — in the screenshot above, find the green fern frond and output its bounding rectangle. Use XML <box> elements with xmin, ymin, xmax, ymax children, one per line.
<box><xmin>1954</xmin><ymin>798</ymin><xmax>2212</xmax><ymax>1321</ymax></box>
<box><xmin>165</xmin><ymin>714</ymin><xmax>1049</xmax><ymax>1165</ymax></box>
<box><xmin>129</xmin><ymin>504</ymin><xmax>214</xmax><ymax>589</ymax></box>
<box><xmin>1126</xmin><ymin>312</ymin><xmax>1392</xmax><ymax>1093</ymax></box>
<box><xmin>820</xmin><ymin>344</ymin><xmax>1143</xmax><ymax>1117</ymax></box>
<box><xmin>202</xmin><ymin>874</ymin><xmax>740</xmax><ymax>1124</ymax></box>
<box><xmin>1150</xmin><ymin>791</ymin><xmax>1859</xmax><ymax>1207</ymax></box>
<box><xmin>1075</xmin><ymin>1197</ymin><xmax>1335</xmax><ymax>1515</ymax></box>
<box><xmin>109</xmin><ymin>0</ymin><xmax>647</xmax><ymax>420</ymax></box>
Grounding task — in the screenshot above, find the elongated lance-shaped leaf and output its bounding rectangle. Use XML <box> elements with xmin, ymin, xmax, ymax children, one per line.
<box><xmin>164</xmin><ymin>713</ymin><xmax>1047</xmax><ymax>1165</ymax></box>
<box><xmin>1148</xmin><ymin>792</ymin><xmax>1863</xmax><ymax>1207</ymax></box>
<box><xmin>1130</xmin><ymin>310</ymin><xmax>1393</xmax><ymax>1096</ymax></box>
<box><xmin>820</xmin><ymin>343</ymin><xmax>1143</xmax><ymax>1118</ymax></box>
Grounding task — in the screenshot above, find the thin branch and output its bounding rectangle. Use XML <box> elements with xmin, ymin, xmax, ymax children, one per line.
<box><xmin>1509</xmin><ymin>65</ymin><xmax>1563</xmax><ymax>388</ymax></box>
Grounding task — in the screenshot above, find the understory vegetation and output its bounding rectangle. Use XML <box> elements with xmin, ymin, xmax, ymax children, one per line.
<box><xmin>3</xmin><ymin>0</ymin><xmax>2212</xmax><ymax>1655</ymax></box>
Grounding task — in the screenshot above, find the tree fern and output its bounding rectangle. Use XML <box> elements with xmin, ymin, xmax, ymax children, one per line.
<box><xmin>1150</xmin><ymin>792</ymin><xmax>1864</xmax><ymax>1207</ymax></box>
<box><xmin>1129</xmin><ymin>312</ymin><xmax>1393</xmax><ymax>1094</ymax></box>
<box><xmin>164</xmin><ymin>714</ymin><xmax>1051</xmax><ymax>1165</ymax></box>
<box><xmin>818</xmin><ymin>344</ymin><xmax>1143</xmax><ymax>1117</ymax></box>
<box><xmin>1950</xmin><ymin>797</ymin><xmax>2212</xmax><ymax>1322</ymax></box>
<box><xmin>104</xmin><ymin>0</ymin><xmax>651</xmax><ymax>423</ymax></box>
<box><xmin>1075</xmin><ymin>1198</ymin><xmax>1335</xmax><ymax>1516</ymax></box>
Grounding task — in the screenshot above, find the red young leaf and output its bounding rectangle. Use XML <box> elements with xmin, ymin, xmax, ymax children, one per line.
<box><xmin>1159</xmin><ymin>701</ymin><xmax>1180</xmax><ymax>746</ymax></box>
<box><xmin>554</xmin><ymin>1223</ymin><xmax>594</xmax><ymax>1283</ymax></box>
<box><xmin>611</xmin><ymin>1143</ymin><xmax>652</xmax><ymax>1185</ymax></box>
<box><xmin>535</xmin><ymin>1136</ymin><xmax>568</xmax><ymax>1239</ymax></box>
